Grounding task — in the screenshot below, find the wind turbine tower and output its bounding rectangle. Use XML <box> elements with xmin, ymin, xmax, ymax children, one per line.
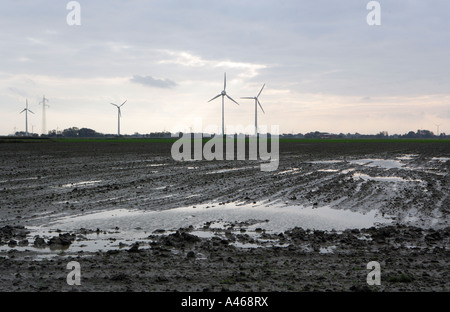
<box><xmin>39</xmin><ymin>95</ymin><xmax>49</xmax><ymax>135</ymax></box>
<box><xmin>208</xmin><ymin>73</ymin><xmax>239</xmax><ymax>136</ymax></box>
<box><xmin>110</xmin><ymin>100</ymin><xmax>127</xmax><ymax>136</ymax></box>
<box><xmin>20</xmin><ymin>99</ymin><xmax>34</xmax><ymax>136</ymax></box>
<box><xmin>241</xmin><ymin>84</ymin><xmax>266</xmax><ymax>136</ymax></box>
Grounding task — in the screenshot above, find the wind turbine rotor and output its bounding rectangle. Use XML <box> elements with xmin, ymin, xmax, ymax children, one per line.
<box><xmin>224</xmin><ymin>72</ymin><xmax>226</xmax><ymax>91</ymax></box>
<box><xmin>207</xmin><ymin>72</ymin><xmax>240</xmax><ymax>135</ymax></box>
<box><xmin>241</xmin><ymin>84</ymin><xmax>265</xmax><ymax>112</ymax></box>
<box><xmin>208</xmin><ymin>94</ymin><xmax>222</xmax><ymax>103</ymax></box>
<box><xmin>256</xmin><ymin>84</ymin><xmax>265</xmax><ymax>99</ymax></box>
<box><xmin>226</xmin><ymin>94</ymin><xmax>239</xmax><ymax>105</ymax></box>
<box><xmin>257</xmin><ymin>98</ymin><xmax>265</xmax><ymax>114</ymax></box>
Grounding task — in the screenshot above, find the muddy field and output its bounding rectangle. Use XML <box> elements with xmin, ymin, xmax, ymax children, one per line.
<box><xmin>0</xmin><ymin>140</ymin><xmax>449</xmax><ymax>292</ymax></box>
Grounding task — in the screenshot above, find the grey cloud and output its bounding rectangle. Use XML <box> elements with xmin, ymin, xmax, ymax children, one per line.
<box><xmin>8</xmin><ymin>87</ymin><xmax>28</xmax><ymax>97</ymax></box>
<box><xmin>130</xmin><ymin>75</ymin><xmax>177</xmax><ymax>89</ymax></box>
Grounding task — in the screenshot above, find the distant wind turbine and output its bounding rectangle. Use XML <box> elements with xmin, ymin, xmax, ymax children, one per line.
<box><xmin>241</xmin><ymin>84</ymin><xmax>265</xmax><ymax>136</ymax></box>
<box><xmin>20</xmin><ymin>99</ymin><xmax>34</xmax><ymax>136</ymax></box>
<box><xmin>208</xmin><ymin>73</ymin><xmax>239</xmax><ymax>135</ymax></box>
<box><xmin>110</xmin><ymin>100</ymin><xmax>127</xmax><ymax>136</ymax></box>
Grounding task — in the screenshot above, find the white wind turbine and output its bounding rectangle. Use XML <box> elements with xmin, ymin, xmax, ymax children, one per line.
<box><xmin>208</xmin><ymin>73</ymin><xmax>239</xmax><ymax>135</ymax></box>
<box><xmin>20</xmin><ymin>99</ymin><xmax>34</xmax><ymax>136</ymax></box>
<box><xmin>110</xmin><ymin>100</ymin><xmax>127</xmax><ymax>136</ymax></box>
<box><xmin>241</xmin><ymin>84</ymin><xmax>265</xmax><ymax>136</ymax></box>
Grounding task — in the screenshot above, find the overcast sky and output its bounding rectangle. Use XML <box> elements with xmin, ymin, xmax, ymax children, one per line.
<box><xmin>1</xmin><ymin>0</ymin><xmax>449</xmax><ymax>135</ymax></box>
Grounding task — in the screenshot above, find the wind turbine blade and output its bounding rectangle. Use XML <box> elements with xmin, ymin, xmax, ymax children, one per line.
<box><xmin>224</xmin><ymin>72</ymin><xmax>226</xmax><ymax>91</ymax></box>
<box><xmin>118</xmin><ymin>109</ymin><xmax>122</xmax><ymax>117</ymax></box>
<box><xmin>28</xmin><ymin>109</ymin><xmax>35</xmax><ymax>114</ymax></box>
<box><xmin>240</xmin><ymin>97</ymin><xmax>255</xmax><ymax>99</ymax></box>
<box><xmin>257</xmin><ymin>99</ymin><xmax>265</xmax><ymax>114</ymax></box>
<box><xmin>110</xmin><ymin>103</ymin><xmax>119</xmax><ymax>107</ymax></box>
<box><xmin>256</xmin><ymin>84</ymin><xmax>265</xmax><ymax>98</ymax></box>
<box><xmin>208</xmin><ymin>94</ymin><xmax>222</xmax><ymax>102</ymax></box>
<box><xmin>226</xmin><ymin>94</ymin><xmax>239</xmax><ymax>105</ymax></box>
<box><xmin>120</xmin><ymin>100</ymin><xmax>127</xmax><ymax>107</ymax></box>
<box><xmin>20</xmin><ymin>109</ymin><xmax>26</xmax><ymax>114</ymax></box>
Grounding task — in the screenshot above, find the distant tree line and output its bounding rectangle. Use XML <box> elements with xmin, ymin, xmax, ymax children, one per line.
<box><xmin>279</xmin><ymin>129</ymin><xmax>448</xmax><ymax>139</ymax></box>
<box><xmin>42</xmin><ymin>127</ymin><xmax>172</xmax><ymax>138</ymax></box>
<box><xmin>44</xmin><ymin>127</ymin><xmax>104</xmax><ymax>137</ymax></box>
<box><xmin>12</xmin><ymin>127</ymin><xmax>449</xmax><ymax>139</ymax></box>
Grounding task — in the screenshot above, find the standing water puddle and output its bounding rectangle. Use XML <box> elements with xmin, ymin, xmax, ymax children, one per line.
<box><xmin>39</xmin><ymin>202</ymin><xmax>393</xmax><ymax>233</ymax></box>
<box><xmin>1</xmin><ymin>202</ymin><xmax>394</xmax><ymax>258</ymax></box>
<box><xmin>349</xmin><ymin>159</ymin><xmax>405</xmax><ymax>169</ymax></box>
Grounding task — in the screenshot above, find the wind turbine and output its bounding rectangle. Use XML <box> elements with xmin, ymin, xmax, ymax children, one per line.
<box><xmin>208</xmin><ymin>73</ymin><xmax>239</xmax><ymax>135</ymax></box>
<box><xmin>20</xmin><ymin>99</ymin><xmax>34</xmax><ymax>136</ymax></box>
<box><xmin>110</xmin><ymin>100</ymin><xmax>127</xmax><ymax>136</ymax></box>
<box><xmin>241</xmin><ymin>84</ymin><xmax>265</xmax><ymax>136</ymax></box>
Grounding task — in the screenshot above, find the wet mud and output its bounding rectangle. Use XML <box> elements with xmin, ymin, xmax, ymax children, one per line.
<box><xmin>0</xmin><ymin>140</ymin><xmax>448</xmax><ymax>291</ymax></box>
